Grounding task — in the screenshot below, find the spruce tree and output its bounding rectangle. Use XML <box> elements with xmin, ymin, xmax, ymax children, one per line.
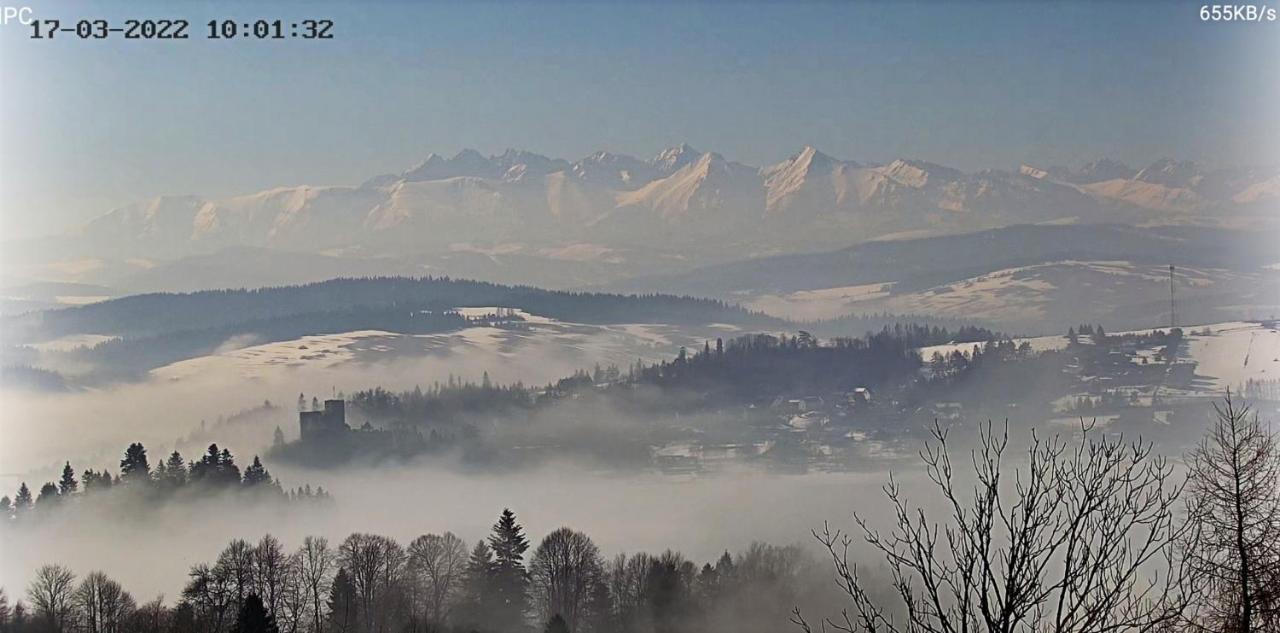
<box><xmin>154</xmin><ymin>459</ymin><xmax>169</xmax><ymax>485</ymax></box>
<box><xmin>219</xmin><ymin>449</ymin><xmax>241</xmax><ymax>485</ymax></box>
<box><xmin>327</xmin><ymin>567</ymin><xmax>358</xmax><ymax>633</ymax></box>
<box><xmin>119</xmin><ymin>442</ymin><xmax>151</xmax><ymax>484</ymax></box>
<box><xmin>164</xmin><ymin>451</ymin><xmax>187</xmax><ymax>488</ymax></box>
<box><xmin>57</xmin><ymin>462</ymin><xmax>77</xmax><ymax>495</ymax></box>
<box><xmin>242</xmin><ymin>457</ymin><xmax>272</xmax><ymax>488</ymax></box>
<box><xmin>190</xmin><ymin>444</ymin><xmax>222</xmax><ymax>483</ymax></box>
<box><xmin>488</xmin><ymin>509</ymin><xmax>531</xmax><ymax>632</ymax></box>
<box><xmin>13</xmin><ymin>483</ymin><xmax>32</xmax><ymax>513</ymax></box>
<box><xmin>457</xmin><ymin>540</ymin><xmax>496</xmax><ymax>631</ymax></box>
<box><xmin>232</xmin><ymin>594</ymin><xmax>279</xmax><ymax>633</ymax></box>
<box><xmin>35</xmin><ymin>482</ymin><xmax>59</xmax><ymax>507</ymax></box>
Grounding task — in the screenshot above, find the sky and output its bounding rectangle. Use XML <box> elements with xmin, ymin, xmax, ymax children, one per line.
<box><xmin>1</xmin><ymin>0</ymin><xmax>1277</xmax><ymax>238</ymax></box>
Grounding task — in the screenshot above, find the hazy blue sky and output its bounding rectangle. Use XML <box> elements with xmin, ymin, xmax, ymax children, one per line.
<box><xmin>1</xmin><ymin>1</ymin><xmax>1276</xmax><ymax>238</ymax></box>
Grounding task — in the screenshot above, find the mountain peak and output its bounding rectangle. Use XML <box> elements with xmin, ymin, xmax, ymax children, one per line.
<box><xmin>1135</xmin><ymin>158</ymin><xmax>1201</xmax><ymax>188</ymax></box>
<box><xmin>452</xmin><ymin>148</ymin><xmax>486</xmax><ymax>161</ymax></box>
<box><xmin>882</xmin><ymin>159</ymin><xmax>961</xmax><ymax>188</ymax></box>
<box><xmin>1068</xmin><ymin>158</ymin><xmax>1136</xmax><ymax>184</ymax></box>
<box><xmin>399</xmin><ymin>153</ymin><xmax>446</xmax><ymax>181</ymax></box>
<box><xmin>651</xmin><ymin>144</ymin><xmax>703</xmax><ymax>174</ymax></box>
<box><xmin>794</xmin><ymin>146</ymin><xmax>838</xmax><ymax>170</ymax></box>
<box><xmin>572</xmin><ymin>150</ymin><xmax>652</xmax><ymax>187</ymax></box>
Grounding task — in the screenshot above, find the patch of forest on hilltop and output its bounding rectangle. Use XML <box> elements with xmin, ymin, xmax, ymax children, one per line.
<box><xmin>1</xmin><ymin>277</ymin><xmax>791</xmax><ymax>383</ymax></box>
<box><xmin>6</xmin><ymin>277</ymin><xmax>780</xmax><ymax>342</ymax></box>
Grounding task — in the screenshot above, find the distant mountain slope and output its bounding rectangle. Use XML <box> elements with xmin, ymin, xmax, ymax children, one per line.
<box><xmin>743</xmin><ymin>261</ymin><xmax>1278</xmax><ymax>332</ymax></box>
<box><xmin>601</xmin><ymin>224</ymin><xmax>1280</xmax><ymax>334</ymax></box>
<box><xmin>739</xmin><ymin>262</ymin><xmax>1280</xmax><ymax>335</ymax></box>
<box><xmin>606</xmin><ymin>224</ymin><xmax>1278</xmax><ymax>297</ymax></box>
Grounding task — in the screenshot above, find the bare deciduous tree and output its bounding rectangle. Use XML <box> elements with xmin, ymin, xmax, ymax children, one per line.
<box><xmin>252</xmin><ymin>534</ymin><xmax>289</xmax><ymax>620</ymax></box>
<box><xmin>128</xmin><ymin>596</ymin><xmax>169</xmax><ymax>633</ymax></box>
<box><xmin>407</xmin><ymin>531</ymin><xmax>469</xmax><ymax>628</ymax></box>
<box><xmin>338</xmin><ymin>533</ymin><xmax>405</xmax><ymax>633</ymax></box>
<box><xmin>529</xmin><ymin>527</ymin><xmax>605</xmax><ymax>632</ymax></box>
<box><xmin>75</xmin><ymin>570</ymin><xmax>136</xmax><ymax>633</ymax></box>
<box><xmin>298</xmin><ymin>535</ymin><xmax>335</xmax><ymax>633</ymax></box>
<box><xmin>215</xmin><ymin>538</ymin><xmax>255</xmax><ymax>605</ymax></box>
<box><xmin>608</xmin><ymin>552</ymin><xmax>653</xmax><ymax>624</ymax></box>
<box><xmin>182</xmin><ymin>562</ymin><xmax>235</xmax><ymax>633</ymax></box>
<box><xmin>27</xmin><ymin>564</ymin><xmax>76</xmax><ymax>633</ymax></box>
<box><xmin>1184</xmin><ymin>394</ymin><xmax>1280</xmax><ymax>633</ymax></box>
<box><xmin>276</xmin><ymin>552</ymin><xmax>309</xmax><ymax>633</ymax></box>
<box><xmin>795</xmin><ymin>421</ymin><xmax>1192</xmax><ymax>633</ymax></box>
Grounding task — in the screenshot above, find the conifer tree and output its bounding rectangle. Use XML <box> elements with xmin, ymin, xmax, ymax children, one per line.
<box><xmin>242</xmin><ymin>457</ymin><xmax>272</xmax><ymax>488</ymax></box>
<box><xmin>154</xmin><ymin>459</ymin><xmax>170</xmax><ymax>486</ymax></box>
<box><xmin>456</xmin><ymin>540</ymin><xmax>496</xmax><ymax>631</ymax></box>
<box><xmin>164</xmin><ymin>451</ymin><xmax>187</xmax><ymax>488</ymax></box>
<box><xmin>35</xmin><ymin>483</ymin><xmax>58</xmax><ymax>507</ymax></box>
<box><xmin>232</xmin><ymin>594</ymin><xmax>279</xmax><ymax>633</ymax></box>
<box><xmin>327</xmin><ymin>567</ymin><xmax>358</xmax><ymax>633</ymax></box>
<box><xmin>57</xmin><ymin>463</ymin><xmax>77</xmax><ymax>495</ymax></box>
<box><xmin>119</xmin><ymin>443</ymin><xmax>151</xmax><ymax>484</ymax></box>
<box><xmin>82</xmin><ymin>470</ymin><xmax>99</xmax><ymax>493</ymax></box>
<box><xmin>13</xmin><ymin>483</ymin><xmax>32</xmax><ymax>514</ymax></box>
<box><xmin>488</xmin><ymin>509</ymin><xmax>531</xmax><ymax>632</ymax></box>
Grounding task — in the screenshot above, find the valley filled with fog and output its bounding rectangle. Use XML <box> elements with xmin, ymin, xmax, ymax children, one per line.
<box><xmin>3</xmin><ymin>3</ymin><xmax>1279</xmax><ymax>631</ymax></box>
<box><xmin>3</xmin><ymin>288</ymin><xmax>1278</xmax><ymax>605</ymax></box>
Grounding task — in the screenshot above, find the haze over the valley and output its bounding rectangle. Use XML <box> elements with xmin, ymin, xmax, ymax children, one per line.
<box><xmin>2</xmin><ymin>3</ymin><xmax>1278</xmax><ymax>631</ymax></box>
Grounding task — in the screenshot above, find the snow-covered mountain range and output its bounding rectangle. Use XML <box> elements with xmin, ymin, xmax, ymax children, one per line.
<box><xmin>4</xmin><ymin>145</ymin><xmax>1273</xmax><ymax>294</ymax></box>
<box><xmin>74</xmin><ymin>145</ymin><xmax>1278</xmax><ymax>257</ymax></box>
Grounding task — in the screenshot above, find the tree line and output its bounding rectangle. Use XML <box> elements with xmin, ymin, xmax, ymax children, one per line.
<box><xmin>0</xmin><ymin>508</ymin><xmax>825</xmax><ymax>633</ymax></box>
<box><xmin>346</xmin><ymin>327</ymin><xmax>941</xmax><ymax>432</ymax></box>
<box><xmin>0</xmin><ymin>442</ymin><xmax>329</xmax><ymax>523</ymax></box>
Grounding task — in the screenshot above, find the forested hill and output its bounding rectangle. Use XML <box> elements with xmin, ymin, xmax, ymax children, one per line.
<box><xmin>6</xmin><ymin>276</ymin><xmax>784</xmax><ymax>343</ymax></box>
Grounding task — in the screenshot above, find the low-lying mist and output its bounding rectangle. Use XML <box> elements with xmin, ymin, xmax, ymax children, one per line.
<box><xmin>0</xmin><ymin>324</ymin><xmax>685</xmax><ymax>484</ymax></box>
<box><xmin>0</xmin><ymin>458</ymin><xmax>923</xmax><ymax>603</ymax></box>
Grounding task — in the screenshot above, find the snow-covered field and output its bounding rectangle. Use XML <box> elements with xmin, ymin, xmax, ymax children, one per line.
<box><xmin>1185</xmin><ymin>322</ymin><xmax>1280</xmax><ymax>391</ymax></box>
<box><xmin>744</xmin><ymin>261</ymin><xmax>1277</xmax><ymax>333</ymax></box>
<box><xmin>744</xmin><ymin>283</ymin><xmax>894</xmax><ymax>321</ymax></box>
<box><xmin>919</xmin><ymin>321</ymin><xmax>1280</xmax><ymax>392</ymax></box>
<box><xmin>153</xmin><ymin>308</ymin><xmax>735</xmax><ymax>386</ymax></box>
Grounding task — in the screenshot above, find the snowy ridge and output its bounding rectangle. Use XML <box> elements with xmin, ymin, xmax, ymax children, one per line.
<box><xmin>77</xmin><ymin>146</ymin><xmax>1279</xmax><ymax>259</ymax></box>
